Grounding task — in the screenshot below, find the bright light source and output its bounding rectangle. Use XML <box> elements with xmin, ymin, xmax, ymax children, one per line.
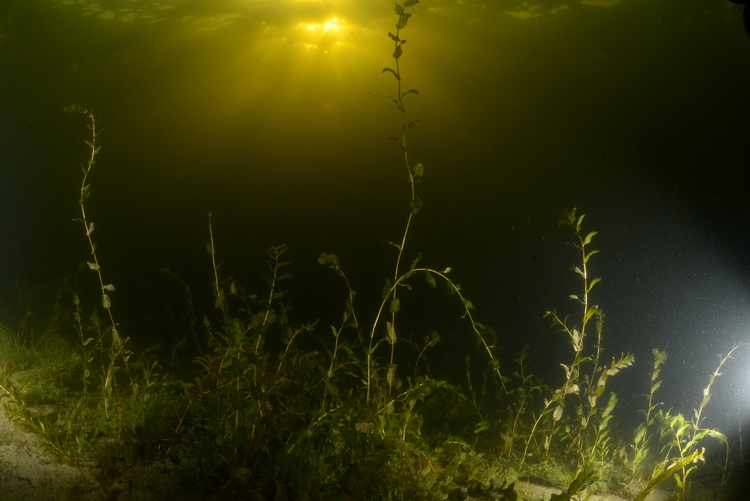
<box><xmin>299</xmin><ymin>17</ymin><xmax>345</xmax><ymax>33</ymax></box>
<box><xmin>323</xmin><ymin>18</ymin><xmax>341</xmax><ymax>31</ymax></box>
<box><xmin>295</xmin><ymin>17</ymin><xmax>349</xmax><ymax>50</ymax></box>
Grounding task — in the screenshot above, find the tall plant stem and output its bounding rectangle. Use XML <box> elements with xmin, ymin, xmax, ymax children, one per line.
<box><xmin>368</xmin><ymin>0</ymin><xmax>422</xmax><ymax>403</ymax></box>
<box><xmin>366</xmin><ymin>267</ymin><xmax>506</xmax><ymax>403</ymax></box>
<box><xmin>387</xmin><ymin>2</ymin><xmax>421</xmax><ymax>375</ymax></box>
<box><xmin>207</xmin><ymin>210</ymin><xmax>227</xmax><ymax>320</ymax></box>
<box><xmin>65</xmin><ymin>103</ymin><xmax>133</xmax><ymax>412</ymax></box>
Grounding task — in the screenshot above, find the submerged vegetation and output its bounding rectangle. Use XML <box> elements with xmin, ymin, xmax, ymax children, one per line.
<box><xmin>0</xmin><ymin>2</ymin><xmax>747</xmax><ymax>500</ymax></box>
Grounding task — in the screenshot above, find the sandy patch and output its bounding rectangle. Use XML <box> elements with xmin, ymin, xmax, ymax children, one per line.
<box><xmin>0</xmin><ymin>398</ymin><xmax>100</xmax><ymax>501</ymax></box>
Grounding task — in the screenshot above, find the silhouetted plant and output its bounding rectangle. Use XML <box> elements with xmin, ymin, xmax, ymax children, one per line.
<box><xmin>376</xmin><ymin>0</ymin><xmax>424</xmax><ymax>403</ymax></box>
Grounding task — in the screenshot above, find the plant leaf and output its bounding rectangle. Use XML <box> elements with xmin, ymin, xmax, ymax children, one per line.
<box><xmin>411</xmin><ymin>162</ymin><xmax>424</xmax><ymax>179</ymax></box>
<box><xmin>553</xmin><ymin>405</ymin><xmax>563</xmax><ymax>421</ymax></box>
<box><xmin>396</xmin><ymin>13</ymin><xmax>412</xmax><ymax>29</ymax></box>
<box><xmin>586</xmin><ymin>277</ymin><xmax>601</xmax><ymax>293</ymax></box>
<box><xmin>424</xmin><ymin>271</ymin><xmax>436</xmax><ymax>287</ymax></box>
<box><xmin>386</xmin><ymin>321</ymin><xmax>396</xmax><ymax>344</ymax></box>
<box><xmin>584</xmin><ymin>249</ymin><xmax>599</xmax><ymax>264</ymax></box>
<box><xmin>583</xmin><ymin>231</ymin><xmax>598</xmax><ymax>246</ymax></box>
<box><xmin>389</xmin><ymin>297</ymin><xmax>401</xmax><ymax>314</ymax></box>
<box><xmin>382</xmin><ymin>67</ymin><xmax>400</xmax><ymax>80</ymax></box>
<box><xmin>410</xmin><ymin>197</ymin><xmax>422</xmax><ymax>214</ymax></box>
<box><xmin>409</xmin><ymin>253</ymin><xmax>422</xmax><ymax>270</ymax></box>
<box><xmin>80</xmin><ymin>185</ymin><xmax>91</xmax><ymax>203</ymax></box>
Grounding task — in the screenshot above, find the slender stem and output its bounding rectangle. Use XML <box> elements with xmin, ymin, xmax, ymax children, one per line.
<box><xmin>367</xmin><ymin>1</ymin><xmax>420</xmax><ymax>403</ymax></box>
<box><xmin>207</xmin><ymin>211</ymin><xmax>227</xmax><ymax>320</ymax></box>
<box><xmin>66</xmin><ymin>103</ymin><xmax>134</xmax><ymax>408</ymax></box>
<box><xmin>388</xmin><ymin>9</ymin><xmax>417</xmax><ymax>379</ymax></box>
<box><xmin>367</xmin><ymin>268</ymin><xmax>505</xmax><ymax>401</ymax></box>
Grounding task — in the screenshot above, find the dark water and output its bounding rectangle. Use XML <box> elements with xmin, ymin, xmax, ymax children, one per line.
<box><xmin>2</xmin><ymin>0</ymin><xmax>750</xmax><ymax>433</ymax></box>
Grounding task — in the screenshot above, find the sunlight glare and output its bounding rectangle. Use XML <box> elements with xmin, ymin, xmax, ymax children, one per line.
<box><xmin>295</xmin><ymin>16</ymin><xmax>350</xmax><ymax>51</ymax></box>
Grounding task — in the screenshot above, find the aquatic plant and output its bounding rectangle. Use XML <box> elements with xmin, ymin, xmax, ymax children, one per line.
<box><xmin>633</xmin><ymin>345</ymin><xmax>738</xmax><ymax>500</ymax></box>
<box><xmin>496</xmin><ymin>344</ymin><xmax>542</xmax><ymax>458</ymax></box>
<box><xmin>178</xmin><ymin>243</ymin><xmax>321</xmax><ymax>496</ymax></box>
<box><xmin>382</xmin><ymin>0</ymin><xmax>423</xmax><ymax>277</ymax></box>
<box><xmin>64</xmin><ymin>103</ymin><xmax>134</xmax><ymax>420</ymax></box>
<box><xmin>520</xmin><ymin>208</ymin><xmax>633</xmax><ymax>476</ymax></box>
<box><xmin>364</xmin><ymin>0</ymin><xmax>507</xmax><ymax>406</ymax></box>
<box><xmin>1</xmin><ymin>5</ymin><xmax>747</xmax><ymax>501</ymax></box>
<box><xmin>1</xmin><ymin>106</ymin><xmax>139</xmax><ymax>483</ymax></box>
<box><xmin>372</xmin><ymin>0</ymin><xmax>425</xmax><ymax>403</ymax></box>
<box><xmin>629</xmin><ymin>347</ymin><xmax>668</xmax><ymax>487</ymax></box>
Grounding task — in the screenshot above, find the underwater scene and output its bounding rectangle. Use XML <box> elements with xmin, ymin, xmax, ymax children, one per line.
<box><xmin>1</xmin><ymin>0</ymin><xmax>750</xmax><ymax>499</ymax></box>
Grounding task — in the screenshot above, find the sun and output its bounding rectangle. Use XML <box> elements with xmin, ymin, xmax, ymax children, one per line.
<box><xmin>295</xmin><ymin>16</ymin><xmax>350</xmax><ymax>51</ymax></box>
